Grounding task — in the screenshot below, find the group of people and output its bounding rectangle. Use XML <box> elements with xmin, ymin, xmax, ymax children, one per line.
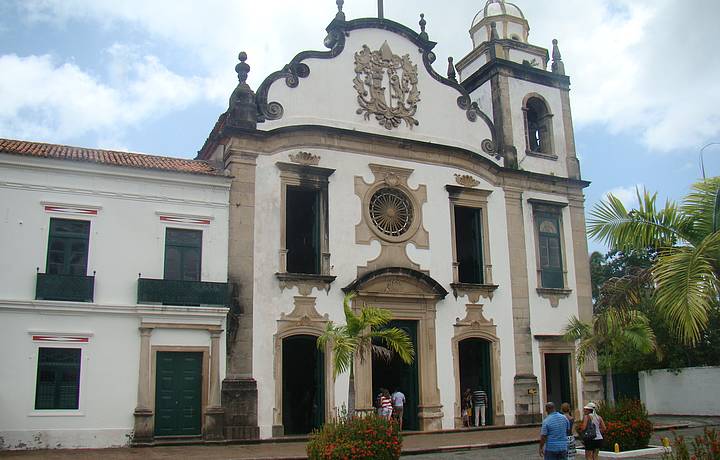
<box><xmin>462</xmin><ymin>387</ymin><xmax>489</xmax><ymax>427</ymax></box>
<box><xmin>540</xmin><ymin>401</ymin><xmax>607</xmax><ymax>459</ymax></box>
<box><xmin>375</xmin><ymin>388</ymin><xmax>406</xmax><ymax>430</ymax></box>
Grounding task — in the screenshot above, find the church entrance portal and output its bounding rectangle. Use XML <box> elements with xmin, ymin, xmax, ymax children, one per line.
<box><xmin>544</xmin><ymin>353</ymin><xmax>571</xmax><ymax>409</ymax></box>
<box><xmin>372</xmin><ymin>320</ymin><xmax>419</xmax><ymax>431</ymax></box>
<box><xmin>459</xmin><ymin>338</ymin><xmax>494</xmax><ymax>425</ymax></box>
<box><xmin>282</xmin><ymin>335</ymin><xmax>324</xmax><ymax>434</ymax></box>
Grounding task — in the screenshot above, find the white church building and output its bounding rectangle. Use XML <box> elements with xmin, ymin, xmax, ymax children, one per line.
<box><xmin>0</xmin><ymin>0</ymin><xmax>601</xmax><ymax>449</ymax></box>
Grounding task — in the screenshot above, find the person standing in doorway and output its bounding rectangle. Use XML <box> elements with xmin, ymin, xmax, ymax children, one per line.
<box><xmin>391</xmin><ymin>388</ymin><xmax>405</xmax><ymax>430</ymax></box>
<box><xmin>472</xmin><ymin>387</ymin><xmax>488</xmax><ymax>426</ymax></box>
<box><xmin>539</xmin><ymin>402</ymin><xmax>569</xmax><ymax>459</ymax></box>
<box><xmin>379</xmin><ymin>388</ymin><xmax>393</xmax><ymax>420</ymax></box>
<box><xmin>462</xmin><ymin>388</ymin><xmax>473</xmax><ymax>427</ymax></box>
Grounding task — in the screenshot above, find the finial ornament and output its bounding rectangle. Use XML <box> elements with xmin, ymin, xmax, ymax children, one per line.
<box><xmin>551</xmin><ymin>38</ymin><xmax>566</xmax><ymax>75</ymax></box>
<box><xmin>490</xmin><ymin>22</ymin><xmax>499</xmax><ymax>41</ymax></box>
<box><xmin>419</xmin><ymin>13</ymin><xmax>429</xmax><ymax>41</ymax></box>
<box><xmin>235</xmin><ymin>51</ymin><xmax>250</xmax><ymax>83</ymax></box>
<box><xmin>447</xmin><ymin>57</ymin><xmax>457</xmax><ymax>82</ymax></box>
<box><xmin>336</xmin><ymin>0</ymin><xmax>345</xmax><ymax>20</ymax></box>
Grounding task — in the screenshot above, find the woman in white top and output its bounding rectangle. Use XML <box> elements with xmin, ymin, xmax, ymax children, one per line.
<box><xmin>579</xmin><ymin>402</ymin><xmax>606</xmax><ymax>460</ymax></box>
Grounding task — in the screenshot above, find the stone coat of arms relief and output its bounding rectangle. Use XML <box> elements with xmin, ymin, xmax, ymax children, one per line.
<box><xmin>353</xmin><ymin>41</ymin><xmax>421</xmax><ymax>130</ymax></box>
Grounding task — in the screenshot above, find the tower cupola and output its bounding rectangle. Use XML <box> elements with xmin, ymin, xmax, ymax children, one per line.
<box><xmin>470</xmin><ymin>0</ymin><xmax>530</xmax><ymax>48</ymax></box>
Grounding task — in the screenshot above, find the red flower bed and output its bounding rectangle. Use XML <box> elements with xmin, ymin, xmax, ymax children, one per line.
<box><xmin>597</xmin><ymin>399</ymin><xmax>653</xmax><ymax>451</ymax></box>
<box><xmin>307</xmin><ymin>414</ymin><xmax>402</xmax><ymax>460</ymax></box>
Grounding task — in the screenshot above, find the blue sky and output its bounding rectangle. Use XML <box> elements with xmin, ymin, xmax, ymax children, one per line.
<box><xmin>1</xmin><ymin>0</ymin><xmax>719</xmax><ymax>254</ymax></box>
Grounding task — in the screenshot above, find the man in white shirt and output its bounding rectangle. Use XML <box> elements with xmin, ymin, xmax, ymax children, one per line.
<box><xmin>472</xmin><ymin>388</ymin><xmax>488</xmax><ymax>426</ymax></box>
<box><xmin>391</xmin><ymin>388</ymin><xmax>406</xmax><ymax>430</ymax></box>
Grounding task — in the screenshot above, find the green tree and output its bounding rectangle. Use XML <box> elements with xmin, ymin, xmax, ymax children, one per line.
<box><xmin>564</xmin><ymin>304</ymin><xmax>657</xmax><ymax>403</ymax></box>
<box><xmin>588</xmin><ymin>178</ymin><xmax>720</xmax><ymax>345</ymax></box>
<box><xmin>317</xmin><ymin>292</ymin><xmax>415</xmax><ymax>415</ymax></box>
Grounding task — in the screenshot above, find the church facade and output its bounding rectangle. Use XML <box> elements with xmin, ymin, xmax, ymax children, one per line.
<box><xmin>0</xmin><ymin>0</ymin><xmax>601</xmax><ymax>449</ymax></box>
<box><xmin>204</xmin><ymin>0</ymin><xmax>601</xmax><ymax>439</ymax></box>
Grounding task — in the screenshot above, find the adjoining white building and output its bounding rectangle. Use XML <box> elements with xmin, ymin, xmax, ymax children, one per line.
<box><xmin>0</xmin><ymin>140</ymin><xmax>232</xmax><ymax>449</ymax></box>
<box><xmin>200</xmin><ymin>0</ymin><xmax>601</xmax><ymax>439</ymax></box>
<box><xmin>0</xmin><ymin>0</ymin><xmax>602</xmax><ymax>450</ymax></box>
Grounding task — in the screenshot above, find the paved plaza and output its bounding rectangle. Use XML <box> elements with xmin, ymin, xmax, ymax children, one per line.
<box><xmin>0</xmin><ymin>416</ymin><xmax>717</xmax><ymax>459</ymax></box>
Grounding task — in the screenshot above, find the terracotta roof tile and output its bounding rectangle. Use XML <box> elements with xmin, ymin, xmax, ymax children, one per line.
<box><xmin>0</xmin><ymin>138</ymin><xmax>228</xmax><ymax>177</ymax></box>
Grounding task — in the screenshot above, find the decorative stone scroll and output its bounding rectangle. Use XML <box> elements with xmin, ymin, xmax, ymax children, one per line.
<box><xmin>353</xmin><ymin>41</ymin><xmax>420</xmax><ymax>130</ymax></box>
<box><xmin>289</xmin><ymin>151</ymin><xmax>320</xmax><ymax>166</ymax></box>
<box><xmin>454</xmin><ymin>174</ymin><xmax>480</xmax><ymax>188</ymax></box>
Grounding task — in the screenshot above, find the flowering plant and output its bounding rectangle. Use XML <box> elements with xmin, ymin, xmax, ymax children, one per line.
<box><xmin>596</xmin><ymin>399</ymin><xmax>653</xmax><ymax>451</ymax></box>
<box><xmin>306</xmin><ymin>413</ymin><xmax>402</xmax><ymax>460</ymax></box>
<box><xmin>663</xmin><ymin>428</ymin><xmax>720</xmax><ymax>460</ymax></box>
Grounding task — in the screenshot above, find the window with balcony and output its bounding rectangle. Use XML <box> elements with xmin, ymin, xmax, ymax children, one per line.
<box><xmin>164</xmin><ymin>228</ymin><xmax>202</xmax><ymax>281</ymax></box>
<box><xmin>286</xmin><ymin>186</ymin><xmax>320</xmax><ymax>275</ymax></box>
<box><xmin>34</xmin><ymin>347</ymin><xmax>81</xmax><ymax>410</ymax></box>
<box><xmin>36</xmin><ymin>218</ymin><xmax>94</xmax><ymax>302</ymax></box>
<box><xmin>454</xmin><ymin>206</ymin><xmax>484</xmax><ymax>284</ymax></box>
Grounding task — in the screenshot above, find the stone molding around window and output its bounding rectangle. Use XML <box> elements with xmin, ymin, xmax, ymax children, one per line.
<box><xmin>522</xmin><ymin>93</ymin><xmax>557</xmax><ymax>159</ymax></box>
<box><xmin>528</xmin><ymin>198</ymin><xmax>571</xmax><ymax>301</ymax></box>
<box><xmin>275</xmin><ymin>162</ymin><xmax>335</xmax><ymax>295</ymax></box>
<box><xmin>354</xmin><ymin>164</ymin><xmax>429</xmax><ymax>276</ymax></box>
<box><xmin>446</xmin><ymin>185</ymin><xmax>495</xmax><ymax>297</ymax></box>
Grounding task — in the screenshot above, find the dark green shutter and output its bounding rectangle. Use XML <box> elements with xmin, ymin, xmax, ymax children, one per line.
<box><xmin>164</xmin><ymin>229</ymin><xmax>202</xmax><ymax>281</ymax></box>
<box><xmin>35</xmin><ymin>348</ymin><xmax>81</xmax><ymax>410</ymax></box>
<box><xmin>538</xmin><ymin>214</ymin><xmax>563</xmax><ymax>288</ymax></box>
<box><xmin>154</xmin><ymin>352</ymin><xmax>202</xmax><ymax>436</ymax></box>
<box><xmin>46</xmin><ymin>219</ymin><xmax>90</xmax><ymax>275</ymax></box>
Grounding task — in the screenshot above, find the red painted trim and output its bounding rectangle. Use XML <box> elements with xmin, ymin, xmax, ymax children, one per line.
<box><xmin>32</xmin><ymin>335</ymin><xmax>89</xmax><ymax>343</ymax></box>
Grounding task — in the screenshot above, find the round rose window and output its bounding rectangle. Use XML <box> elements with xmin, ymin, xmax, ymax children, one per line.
<box><xmin>369</xmin><ymin>187</ymin><xmax>414</xmax><ymax>237</ymax></box>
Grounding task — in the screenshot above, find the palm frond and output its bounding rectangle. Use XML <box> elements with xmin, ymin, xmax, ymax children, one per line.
<box><xmin>682</xmin><ymin>177</ymin><xmax>720</xmax><ymax>238</ymax></box>
<box><xmin>371</xmin><ymin>327</ymin><xmax>415</xmax><ymax>364</ymax></box>
<box><xmin>588</xmin><ymin>190</ymin><xmax>687</xmax><ymax>250</ymax></box>
<box><xmin>653</xmin><ymin>231</ymin><xmax>720</xmax><ymax>344</ymax></box>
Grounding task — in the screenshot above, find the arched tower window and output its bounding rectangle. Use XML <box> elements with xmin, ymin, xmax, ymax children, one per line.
<box><xmin>523</xmin><ymin>96</ymin><xmax>554</xmax><ymax>156</ymax></box>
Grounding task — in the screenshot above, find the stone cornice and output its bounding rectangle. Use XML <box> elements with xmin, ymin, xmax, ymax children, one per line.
<box><xmin>462</xmin><ymin>57</ymin><xmax>571</xmax><ymax>93</ymax></box>
<box><xmin>0</xmin><ymin>298</ymin><xmax>229</xmax><ymax>318</ymax></box>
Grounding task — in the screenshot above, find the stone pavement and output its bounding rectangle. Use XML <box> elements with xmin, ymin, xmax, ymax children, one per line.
<box><xmin>0</xmin><ymin>416</ymin><xmax>717</xmax><ymax>459</ymax></box>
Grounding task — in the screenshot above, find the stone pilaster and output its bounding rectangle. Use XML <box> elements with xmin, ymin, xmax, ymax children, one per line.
<box><xmin>568</xmin><ymin>193</ymin><xmax>602</xmax><ymax>402</ymax></box>
<box><xmin>491</xmin><ymin>72</ymin><xmax>518</xmax><ymax>169</ymax></box>
<box><xmin>560</xmin><ymin>90</ymin><xmax>581</xmax><ymax>180</ymax></box>
<box><xmin>132</xmin><ymin>327</ymin><xmax>154</xmax><ymax>444</ymax></box>
<box><xmin>222</xmin><ymin>149</ymin><xmax>259</xmax><ymax>439</ymax></box>
<box><xmin>503</xmin><ymin>187</ymin><xmax>540</xmax><ymax>423</ymax></box>
<box><xmin>204</xmin><ymin>330</ymin><xmax>225</xmax><ymax>441</ymax></box>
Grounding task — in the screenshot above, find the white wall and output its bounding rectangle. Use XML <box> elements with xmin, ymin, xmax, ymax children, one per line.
<box><xmin>251</xmin><ymin>148</ymin><xmax>519</xmax><ymax>435</ymax></box>
<box><xmin>639</xmin><ymin>367</ymin><xmax>720</xmax><ymax>416</ymax></box>
<box><xmin>261</xmin><ymin>28</ymin><xmax>498</xmax><ymax>164</ymax></box>
<box><xmin>0</xmin><ymin>154</ymin><xmax>231</xmax><ymax>449</ymax></box>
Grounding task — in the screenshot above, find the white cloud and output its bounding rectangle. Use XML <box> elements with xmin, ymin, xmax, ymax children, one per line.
<box><xmin>0</xmin><ymin>52</ymin><xmax>213</xmax><ymax>143</ymax></box>
<box><xmin>6</xmin><ymin>0</ymin><xmax>720</xmax><ymax>153</ymax></box>
<box><xmin>603</xmin><ymin>185</ymin><xmax>643</xmax><ymax>209</ymax></box>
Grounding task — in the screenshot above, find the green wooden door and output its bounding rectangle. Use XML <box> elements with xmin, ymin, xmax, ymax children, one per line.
<box><xmin>372</xmin><ymin>320</ymin><xmax>419</xmax><ymax>431</ymax></box>
<box><xmin>154</xmin><ymin>351</ymin><xmax>202</xmax><ymax>437</ymax></box>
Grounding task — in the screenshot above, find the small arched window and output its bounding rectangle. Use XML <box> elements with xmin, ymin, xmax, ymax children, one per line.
<box><xmin>523</xmin><ymin>96</ymin><xmax>554</xmax><ymax>155</ymax></box>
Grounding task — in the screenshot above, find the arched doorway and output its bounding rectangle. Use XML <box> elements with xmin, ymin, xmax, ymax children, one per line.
<box><xmin>344</xmin><ymin>266</ymin><xmax>448</xmax><ymax>432</ymax></box>
<box><xmin>459</xmin><ymin>338</ymin><xmax>494</xmax><ymax>425</ymax></box>
<box><xmin>372</xmin><ymin>320</ymin><xmax>419</xmax><ymax>431</ymax></box>
<box><xmin>282</xmin><ymin>334</ymin><xmax>324</xmax><ymax>434</ymax></box>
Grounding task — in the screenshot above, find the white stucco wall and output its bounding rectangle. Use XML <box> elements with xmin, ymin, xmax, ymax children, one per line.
<box><xmin>251</xmin><ymin>148</ymin><xmax>521</xmax><ymax>435</ymax></box>
<box><xmin>261</xmin><ymin>28</ymin><xmax>497</xmax><ymax>163</ymax></box>
<box><xmin>507</xmin><ymin>78</ymin><xmax>568</xmax><ymax>177</ymax></box>
<box><xmin>472</xmin><ymin>80</ymin><xmax>494</xmax><ymax>122</ymax></box>
<box><xmin>0</xmin><ymin>154</ymin><xmax>231</xmax><ymax>449</ymax></box>
<box><xmin>639</xmin><ymin>367</ymin><xmax>720</xmax><ymax>416</ymax></box>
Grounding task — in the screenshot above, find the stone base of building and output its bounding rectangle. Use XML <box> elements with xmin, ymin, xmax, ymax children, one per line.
<box><xmin>203</xmin><ymin>406</ymin><xmax>225</xmax><ymax>441</ymax></box>
<box><xmin>222</xmin><ymin>378</ymin><xmax>260</xmax><ymax>440</ymax></box>
<box><xmin>582</xmin><ymin>371</ymin><xmax>604</xmax><ymax>404</ymax></box>
<box><xmin>132</xmin><ymin>408</ymin><xmax>154</xmax><ymax>444</ymax></box>
<box><xmin>513</xmin><ymin>374</ymin><xmax>541</xmax><ymax>424</ymax></box>
<box><xmin>418</xmin><ymin>404</ymin><xmax>443</xmax><ymax>431</ymax></box>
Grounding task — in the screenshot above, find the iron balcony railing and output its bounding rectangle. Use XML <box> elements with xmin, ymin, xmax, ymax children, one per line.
<box><xmin>137</xmin><ymin>278</ymin><xmax>229</xmax><ymax>307</ymax></box>
<box><xmin>36</xmin><ymin>273</ymin><xmax>95</xmax><ymax>302</ymax></box>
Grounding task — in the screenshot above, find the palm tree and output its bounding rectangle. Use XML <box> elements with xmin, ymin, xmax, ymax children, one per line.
<box><xmin>587</xmin><ymin>178</ymin><xmax>720</xmax><ymax>345</ymax></box>
<box><xmin>317</xmin><ymin>292</ymin><xmax>415</xmax><ymax>415</ymax></box>
<box><xmin>564</xmin><ymin>303</ymin><xmax>657</xmax><ymax>403</ymax></box>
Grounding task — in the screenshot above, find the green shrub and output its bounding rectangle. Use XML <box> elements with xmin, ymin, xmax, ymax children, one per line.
<box><xmin>663</xmin><ymin>428</ymin><xmax>720</xmax><ymax>460</ymax></box>
<box><xmin>596</xmin><ymin>399</ymin><xmax>653</xmax><ymax>451</ymax></box>
<box><xmin>306</xmin><ymin>413</ymin><xmax>402</xmax><ymax>460</ymax></box>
